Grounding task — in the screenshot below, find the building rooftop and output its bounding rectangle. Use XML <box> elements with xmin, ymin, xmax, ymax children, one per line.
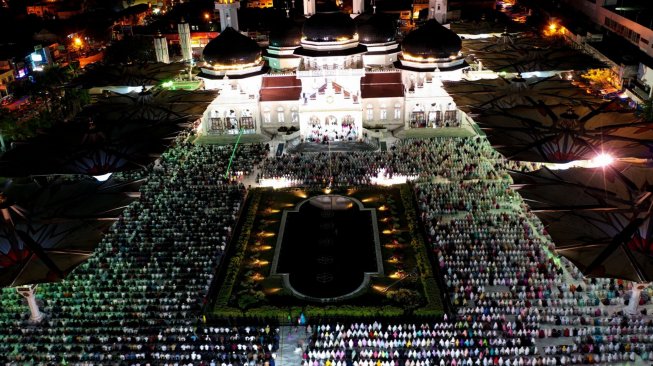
<box><xmin>603</xmin><ymin>0</ymin><xmax>653</xmax><ymax>30</ymax></box>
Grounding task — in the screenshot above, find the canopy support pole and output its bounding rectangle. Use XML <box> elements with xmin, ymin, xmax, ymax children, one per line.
<box><xmin>16</xmin><ymin>284</ymin><xmax>44</xmax><ymax>323</ymax></box>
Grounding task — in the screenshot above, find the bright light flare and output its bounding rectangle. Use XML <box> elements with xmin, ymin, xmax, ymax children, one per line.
<box><xmin>293</xmin><ymin>190</ymin><xmax>308</xmax><ymax>199</ymax></box>
<box><xmin>259</xmin><ymin>177</ymin><xmax>293</xmax><ymax>189</ymax></box>
<box><xmin>593</xmin><ymin>153</ymin><xmax>614</xmax><ymax>167</ymax></box>
<box><xmin>372</xmin><ymin>285</ymin><xmax>386</xmax><ymax>292</ymax></box>
<box><xmin>370</xmin><ymin>169</ymin><xmax>417</xmax><ymax>186</ymax></box>
<box><xmin>251</xmin><ymin>245</ymin><xmax>272</xmax><ymax>252</ymax></box>
<box><xmin>544</xmin><ymin>153</ymin><xmax>617</xmax><ymax>170</ymax></box>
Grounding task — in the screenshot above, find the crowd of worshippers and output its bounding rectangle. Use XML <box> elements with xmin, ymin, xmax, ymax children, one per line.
<box><xmin>1</xmin><ymin>136</ymin><xmax>653</xmax><ymax>365</ymax></box>
<box><xmin>0</xmin><ymin>140</ymin><xmax>273</xmax><ymax>364</ymax></box>
<box><xmin>257</xmin><ymin>138</ymin><xmax>501</xmax><ymax>187</ymax></box>
<box><xmin>295</xmin><ymin>138</ymin><xmax>653</xmax><ymax>366</ymax></box>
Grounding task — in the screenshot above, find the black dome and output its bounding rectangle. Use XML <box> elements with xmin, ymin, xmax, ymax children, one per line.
<box><xmin>302</xmin><ymin>12</ymin><xmax>357</xmax><ymax>42</ymax></box>
<box><xmin>203</xmin><ymin>27</ymin><xmax>262</xmax><ymax>66</ymax></box>
<box><xmin>401</xmin><ymin>19</ymin><xmax>462</xmax><ymax>59</ymax></box>
<box><xmin>357</xmin><ymin>13</ymin><xmax>396</xmax><ymax>44</ymax></box>
<box><xmin>269</xmin><ymin>19</ymin><xmax>302</xmax><ymax>48</ymax></box>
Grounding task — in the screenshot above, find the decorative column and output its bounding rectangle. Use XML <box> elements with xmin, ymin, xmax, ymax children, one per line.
<box><xmin>16</xmin><ymin>284</ymin><xmax>44</xmax><ymax>323</ymax></box>
<box><xmin>178</xmin><ymin>20</ymin><xmax>192</xmax><ymax>63</ymax></box>
<box><xmin>154</xmin><ymin>34</ymin><xmax>170</xmax><ymax>63</ymax></box>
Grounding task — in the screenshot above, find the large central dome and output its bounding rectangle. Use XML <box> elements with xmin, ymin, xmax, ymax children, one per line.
<box><xmin>357</xmin><ymin>13</ymin><xmax>396</xmax><ymax>45</ymax></box>
<box><xmin>401</xmin><ymin>19</ymin><xmax>462</xmax><ymax>59</ymax></box>
<box><xmin>302</xmin><ymin>12</ymin><xmax>357</xmax><ymax>42</ymax></box>
<box><xmin>269</xmin><ymin>18</ymin><xmax>302</xmax><ymax>48</ymax></box>
<box><xmin>203</xmin><ymin>27</ymin><xmax>262</xmax><ymax>66</ymax></box>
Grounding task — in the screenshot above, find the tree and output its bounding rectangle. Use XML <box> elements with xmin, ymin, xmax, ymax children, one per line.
<box><xmin>386</xmin><ymin>288</ymin><xmax>423</xmax><ymax>309</ymax></box>
<box><xmin>581</xmin><ymin>68</ymin><xmax>617</xmax><ymax>91</ymax></box>
<box><xmin>642</xmin><ymin>99</ymin><xmax>653</xmax><ymax>122</ymax></box>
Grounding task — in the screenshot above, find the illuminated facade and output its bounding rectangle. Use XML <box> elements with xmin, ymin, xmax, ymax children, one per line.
<box><xmin>197</xmin><ymin>0</ymin><xmax>467</xmax><ymax>140</ymax></box>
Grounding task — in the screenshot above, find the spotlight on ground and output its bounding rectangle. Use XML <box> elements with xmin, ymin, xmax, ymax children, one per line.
<box><xmin>93</xmin><ymin>173</ymin><xmax>113</xmax><ymax>182</ymax></box>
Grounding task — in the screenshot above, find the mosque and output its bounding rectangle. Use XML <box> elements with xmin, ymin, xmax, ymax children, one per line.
<box><xmin>194</xmin><ymin>0</ymin><xmax>467</xmax><ymax>142</ymax></box>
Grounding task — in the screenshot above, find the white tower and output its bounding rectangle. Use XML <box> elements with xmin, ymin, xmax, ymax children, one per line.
<box><xmin>428</xmin><ymin>0</ymin><xmax>446</xmax><ymax>23</ymax></box>
<box><xmin>154</xmin><ymin>34</ymin><xmax>170</xmax><ymax>63</ymax></box>
<box><xmin>178</xmin><ymin>20</ymin><xmax>192</xmax><ymax>63</ymax></box>
<box><xmin>352</xmin><ymin>0</ymin><xmax>364</xmax><ymax>16</ymax></box>
<box><xmin>303</xmin><ymin>0</ymin><xmax>315</xmax><ymax>17</ymax></box>
<box><xmin>216</xmin><ymin>0</ymin><xmax>240</xmax><ymax>31</ymax></box>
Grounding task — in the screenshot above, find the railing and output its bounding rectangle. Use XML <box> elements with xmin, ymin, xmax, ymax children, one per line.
<box><xmin>625</xmin><ymin>82</ymin><xmax>651</xmax><ymax>101</ymax></box>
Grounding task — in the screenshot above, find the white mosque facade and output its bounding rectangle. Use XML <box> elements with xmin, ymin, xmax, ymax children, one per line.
<box><xmin>196</xmin><ymin>0</ymin><xmax>468</xmax><ymax>142</ymax></box>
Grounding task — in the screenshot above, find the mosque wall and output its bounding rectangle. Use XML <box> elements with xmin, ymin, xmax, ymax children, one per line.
<box><xmin>259</xmin><ymin>101</ymin><xmax>302</xmax><ymax>127</ymax></box>
<box><xmin>359</xmin><ymin>97</ymin><xmax>404</xmax><ymax>129</ymax></box>
<box><xmin>197</xmin><ymin>6</ymin><xmax>470</xmax><ymax>138</ymax></box>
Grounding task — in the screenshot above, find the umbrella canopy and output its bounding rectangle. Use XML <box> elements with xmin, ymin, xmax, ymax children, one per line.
<box><xmin>510</xmin><ymin>163</ymin><xmax>653</xmax><ymax>282</ymax></box>
<box><xmin>69</xmin><ymin>62</ymin><xmax>187</xmax><ymax>89</ymax></box>
<box><xmin>78</xmin><ymin>88</ymin><xmax>219</xmax><ymax>123</ymax></box>
<box><xmin>509</xmin><ymin>163</ymin><xmax>653</xmax><ymax>211</ymax></box>
<box><xmin>443</xmin><ymin>76</ymin><xmax>600</xmax><ymax>112</ymax></box>
<box><xmin>0</xmin><ymin>178</ymin><xmax>142</xmax><ymax>287</ymax></box>
<box><xmin>0</xmin><ymin>117</ymin><xmax>188</xmax><ymax>177</ymax></box>
<box><xmin>462</xmin><ymin>32</ymin><xmax>605</xmax><ymax>73</ymax></box>
<box><xmin>476</xmin><ymin>100</ymin><xmax>651</xmax><ymax>163</ymax></box>
<box><xmin>450</xmin><ymin>21</ymin><xmax>524</xmax><ymax>37</ymax></box>
<box><xmin>538</xmin><ymin>209</ymin><xmax>653</xmax><ymax>282</ymax></box>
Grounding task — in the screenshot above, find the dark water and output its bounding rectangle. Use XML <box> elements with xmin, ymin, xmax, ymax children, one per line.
<box><xmin>277</xmin><ymin>199</ymin><xmax>378</xmax><ymax>299</ymax></box>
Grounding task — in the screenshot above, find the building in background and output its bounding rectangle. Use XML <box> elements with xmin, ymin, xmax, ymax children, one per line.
<box><xmin>560</xmin><ymin>0</ymin><xmax>652</xmax><ymax>102</ymax></box>
<box><xmin>196</xmin><ymin>0</ymin><xmax>467</xmax><ymax>141</ymax></box>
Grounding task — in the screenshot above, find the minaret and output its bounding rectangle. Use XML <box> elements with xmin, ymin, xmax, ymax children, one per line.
<box><xmin>153</xmin><ymin>33</ymin><xmax>170</xmax><ymax>63</ymax></box>
<box><xmin>216</xmin><ymin>0</ymin><xmax>240</xmax><ymax>31</ymax></box>
<box><xmin>178</xmin><ymin>19</ymin><xmax>192</xmax><ymax>63</ymax></box>
<box><xmin>352</xmin><ymin>0</ymin><xmax>364</xmax><ymax>16</ymax></box>
<box><xmin>428</xmin><ymin>0</ymin><xmax>446</xmax><ymax>23</ymax></box>
<box><xmin>303</xmin><ymin>0</ymin><xmax>315</xmax><ymax>17</ymax></box>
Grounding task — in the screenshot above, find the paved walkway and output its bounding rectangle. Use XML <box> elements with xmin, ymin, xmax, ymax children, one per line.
<box><xmin>289</xmin><ymin>141</ymin><xmax>377</xmax><ymax>153</ymax></box>
<box><xmin>277</xmin><ymin>326</ymin><xmax>308</xmax><ymax>366</ymax></box>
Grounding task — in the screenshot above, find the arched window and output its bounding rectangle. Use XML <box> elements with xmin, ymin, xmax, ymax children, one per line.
<box><xmin>263</xmin><ymin>107</ymin><xmax>271</xmax><ymax>123</ymax></box>
<box><xmin>366</xmin><ymin>104</ymin><xmax>374</xmax><ymax>121</ymax></box>
<box><xmin>291</xmin><ymin>107</ymin><xmax>299</xmax><ymax>123</ymax></box>
<box><xmin>393</xmin><ymin>103</ymin><xmax>401</xmax><ymax>120</ymax></box>
<box><xmin>277</xmin><ymin>106</ymin><xmax>285</xmax><ymax>123</ymax></box>
<box><xmin>380</xmin><ymin>104</ymin><xmax>387</xmax><ymax>120</ymax></box>
<box><xmin>428</xmin><ymin>103</ymin><xmax>439</xmax><ymax>123</ymax></box>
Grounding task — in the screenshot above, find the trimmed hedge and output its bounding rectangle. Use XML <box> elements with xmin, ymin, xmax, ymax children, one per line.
<box><xmin>215</xmin><ymin>189</ymin><xmax>262</xmax><ymax>307</ymax></box>
<box><xmin>400</xmin><ymin>184</ymin><xmax>444</xmax><ymax>315</ymax></box>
